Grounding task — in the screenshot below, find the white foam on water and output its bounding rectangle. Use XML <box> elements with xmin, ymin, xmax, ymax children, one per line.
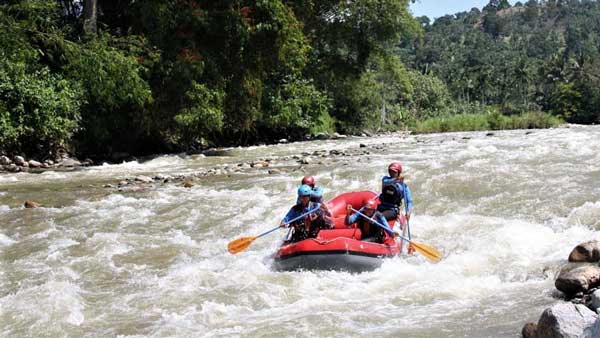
<box><xmin>0</xmin><ymin>280</ymin><xmax>85</xmax><ymax>336</ymax></box>
<box><xmin>0</xmin><ymin>175</ymin><xmax>19</xmax><ymax>182</ymax></box>
<box><xmin>0</xmin><ymin>233</ymin><xmax>16</xmax><ymax>246</ymax></box>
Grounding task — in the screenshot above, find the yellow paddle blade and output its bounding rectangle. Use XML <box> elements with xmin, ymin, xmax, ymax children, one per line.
<box><xmin>410</xmin><ymin>241</ymin><xmax>442</xmax><ymax>263</ymax></box>
<box><xmin>227</xmin><ymin>236</ymin><xmax>257</xmax><ymax>254</ymax></box>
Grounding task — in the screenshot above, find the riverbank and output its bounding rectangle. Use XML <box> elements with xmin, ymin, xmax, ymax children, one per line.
<box><xmin>0</xmin><ymin>116</ymin><xmax>567</xmax><ymax>175</ymax></box>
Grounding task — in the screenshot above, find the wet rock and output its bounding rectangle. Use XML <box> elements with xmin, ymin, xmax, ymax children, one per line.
<box><xmin>268</xmin><ymin>169</ymin><xmax>281</xmax><ymax>175</ymax></box>
<box><xmin>314</xmin><ymin>133</ymin><xmax>330</xmax><ymax>140</ymax></box>
<box><xmin>28</xmin><ymin>160</ymin><xmax>42</xmax><ymax>168</ymax></box>
<box><xmin>569</xmin><ymin>241</ymin><xmax>600</xmax><ymax>263</ymax></box>
<box><xmin>329</xmin><ymin>149</ymin><xmax>341</xmax><ymax>155</ymax></box>
<box><xmin>24</xmin><ymin>200</ymin><xmax>40</xmax><ymax>208</ymax></box>
<box><xmin>526</xmin><ymin>131</ymin><xmax>534</xmax><ymax>135</ymax></box>
<box><xmin>154</xmin><ymin>174</ymin><xmax>173</xmax><ymax>181</ymax></box>
<box><xmin>590</xmin><ymin>290</ymin><xmax>600</xmax><ymax>311</ymax></box>
<box><xmin>536</xmin><ymin>303</ymin><xmax>597</xmax><ymax>338</ymax></box>
<box><xmin>183</xmin><ymin>181</ymin><xmax>194</xmax><ymax>188</ymax></box>
<box><xmin>103</xmin><ymin>184</ymin><xmax>114</xmax><ymax>188</ymax></box>
<box><xmin>300</xmin><ymin>157</ymin><xmax>312</xmax><ymax>164</ymax></box>
<box><xmin>278</xmin><ymin>139</ymin><xmax>288</xmax><ymax>144</ymax></box>
<box><xmin>521</xmin><ymin>322</ymin><xmax>537</xmax><ymax>338</ymax></box>
<box><xmin>13</xmin><ymin>156</ymin><xmax>25</xmax><ymax>166</ymax></box>
<box><xmin>0</xmin><ymin>156</ymin><xmax>11</xmax><ymax>165</ymax></box>
<box><xmin>59</xmin><ymin>158</ymin><xmax>81</xmax><ymax>167</ymax></box>
<box><xmin>134</xmin><ymin>175</ymin><xmax>153</xmax><ymax>183</ymax></box>
<box><xmin>44</xmin><ymin>159</ymin><xmax>54</xmax><ymax>166</ymax></box>
<box><xmin>556</xmin><ymin>265</ymin><xmax>600</xmax><ymax>296</ymax></box>
<box><xmin>118</xmin><ymin>180</ymin><xmax>129</xmax><ymax>186</ymax></box>
<box><xmin>81</xmin><ymin>158</ymin><xmax>94</xmax><ymax>166</ymax></box>
<box><xmin>486</xmin><ymin>132</ymin><xmax>495</xmax><ymax>136</ymax></box>
<box><xmin>332</xmin><ymin>132</ymin><xmax>347</xmax><ymax>139</ymax></box>
<box><xmin>359</xmin><ymin>143</ymin><xmax>367</xmax><ymax>148</ymax></box>
<box><xmin>251</xmin><ymin>161</ymin><xmax>269</xmax><ymax>168</ymax></box>
<box><xmin>202</xmin><ymin>148</ymin><xmax>232</xmax><ymax>156</ymax></box>
<box><xmin>4</xmin><ymin>164</ymin><xmax>19</xmax><ymax>172</ymax></box>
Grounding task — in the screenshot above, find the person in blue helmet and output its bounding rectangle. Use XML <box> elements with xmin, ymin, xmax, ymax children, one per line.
<box><xmin>378</xmin><ymin>162</ymin><xmax>413</xmax><ymax>221</ymax></box>
<box><xmin>345</xmin><ymin>200</ymin><xmax>392</xmax><ymax>243</ymax></box>
<box><xmin>281</xmin><ymin>184</ymin><xmax>333</xmax><ymax>242</ymax></box>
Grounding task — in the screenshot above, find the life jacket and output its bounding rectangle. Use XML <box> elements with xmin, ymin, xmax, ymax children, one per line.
<box><xmin>381</xmin><ymin>181</ymin><xmax>404</xmax><ymax>207</ymax></box>
<box><xmin>357</xmin><ymin>211</ymin><xmax>386</xmax><ymax>240</ymax></box>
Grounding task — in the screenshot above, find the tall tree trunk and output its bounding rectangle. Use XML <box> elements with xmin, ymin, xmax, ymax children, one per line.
<box><xmin>83</xmin><ymin>0</ymin><xmax>97</xmax><ymax>35</ymax></box>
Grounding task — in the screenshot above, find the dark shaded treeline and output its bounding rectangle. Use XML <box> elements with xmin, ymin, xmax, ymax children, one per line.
<box><xmin>0</xmin><ymin>0</ymin><xmax>598</xmax><ymax>160</ymax></box>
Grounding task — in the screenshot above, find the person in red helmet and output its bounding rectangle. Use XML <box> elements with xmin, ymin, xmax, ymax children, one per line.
<box><xmin>300</xmin><ymin>175</ymin><xmax>324</xmax><ymax>204</ymax></box>
<box><xmin>378</xmin><ymin>162</ymin><xmax>413</xmax><ymax>221</ymax></box>
<box><xmin>345</xmin><ymin>200</ymin><xmax>390</xmax><ymax>243</ymax></box>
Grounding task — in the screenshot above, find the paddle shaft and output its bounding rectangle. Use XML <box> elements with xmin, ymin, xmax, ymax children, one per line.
<box><xmin>351</xmin><ymin>208</ymin><xmax>395</xmax><ymax>236</ymax></box>
<box><xmin>257</xmin><ymin>205</ymin><xmax>321</xmax><ymax>238</ymax></box>
<box><xmin>402</xmin><ymin>184</ymin><xmax>411</xmax><ymax>241</ymax></box>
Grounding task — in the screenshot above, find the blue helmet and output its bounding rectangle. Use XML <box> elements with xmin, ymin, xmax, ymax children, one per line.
<box><xmin>297</xmin><ymin>184</ymin><xmax>312</xmax><ymax>197</ymax></box>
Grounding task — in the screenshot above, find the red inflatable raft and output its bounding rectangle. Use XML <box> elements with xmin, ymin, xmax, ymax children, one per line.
<box><xmin>273</xmin><ymin>191</ymin><xmax>407</xmax><ymax>272</ymax></box>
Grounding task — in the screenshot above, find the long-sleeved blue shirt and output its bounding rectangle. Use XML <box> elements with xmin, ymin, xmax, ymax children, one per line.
<box><xmin>380</xmin><ymin>176</ymin><xmax>413</xmax><ymax>212</ymax></box>
<box><xmin>283</xmin><ymin>202</ymin><xmax>327</xmax><ymax>225</ymax></box>
<box><xmin>346</xmin><ymin>211</ymin><xmax>393</xmax><ymax>237</ymax></box>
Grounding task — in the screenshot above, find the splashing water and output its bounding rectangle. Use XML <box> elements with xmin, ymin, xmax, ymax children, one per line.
<box><xmin>1</xmin><ymin>125</ymin><xmax>600</xmax><ymax>337</ymax></box>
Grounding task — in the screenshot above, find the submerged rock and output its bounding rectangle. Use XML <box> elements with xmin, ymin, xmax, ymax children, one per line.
<box><xmin>556</xmin><ymin>265</ymin><xmax>600</xmax><ymax>296</ymax></box>
<box><xmin>569</xmin><ymin>241</ymin><xmax>600</xmax><ymax>263</ymax></box>
<box><xmin>536</xmin><ymin>303</ymin><xmax>597</xmax><ymax>338</ymax></box>
<box><xmin>24</xmin><ymin>200</ymin><xmax>40</xmax><ymax>208</ymax></box>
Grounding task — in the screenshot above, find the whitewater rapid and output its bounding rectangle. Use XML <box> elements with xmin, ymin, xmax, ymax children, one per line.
<box><xmin>1</xmin><ymin>125</ymin><xmax>600</xmax><ymax>337</ymax></box>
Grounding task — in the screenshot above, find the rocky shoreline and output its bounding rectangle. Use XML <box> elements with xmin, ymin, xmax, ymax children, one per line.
<box><xmin>522</xmin><ymin>240</ymin><xmax>600</xmax><ymax>338</ymax></box>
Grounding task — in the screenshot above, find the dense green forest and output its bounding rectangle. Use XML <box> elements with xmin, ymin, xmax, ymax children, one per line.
<box><xmin>0</xmin><ymin>0</ymin><xmax>598</xmax><ymax>159</ymax></box>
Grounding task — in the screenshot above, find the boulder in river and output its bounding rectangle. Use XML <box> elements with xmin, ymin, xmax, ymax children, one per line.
<box><xmin>134</xmin><ymin>175</ymin><xmax>153</xmax><ymax>183</ymax></box>
<box><xmin>24</xmin><ymin>200</ymin><xmax>40</xmax><ymax>208</ymax></box>
<box><xmin>183</xmin><ymin>181</ymin><xmax>194</xmax><ymax>188</ymax></box>
<box><xmin>555</xmin><ymin>265</ymin><xmax>600</xmax><ymax>296</ymax></box>
<box><xmin>13</xmin><ymin>156</ymin><xmax>25</xmax><ymax>166</ymax></box>
<box><xmin>0</xmin><ymin>155</ymin><xmax>11</xmax><ymax>165</ymax></box>
<box><xmin>569</xmin><ymin>241</ymin><xmax>600</xmax><ymax>263</ymax></box>
<box><xmin>521</xmin><ymin>322</ymin><xmax>537</xmax><ymax>338</ymax></box>
<box><xmin>59</xmin><ymin>158</ymin><xmax>81</xmax><ymax>167</ymax></box>
<box><xmin>28</xmin><ymin>160</ymin><xmax>42</xmax><ymax>168</ymax></box>
<box><xmin>535</xmin><ymin>303</ymin><xmax>597</xmax><ymax>338</ymax></box>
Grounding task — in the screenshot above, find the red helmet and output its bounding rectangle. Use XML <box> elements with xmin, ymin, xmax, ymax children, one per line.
<box><xmin>364</xmin><ymin>200</ymin><xmax>377</xmax><ymax>210</ymax></box>
<box><xmin>301</xmin><ymin>175</ymin><xmax>315</xmax><ymax>187</ymax></box>
<box><xmin>388</xmin><ymin>162</ymin><xmax>402</xmax><ymax>174</ymax></box>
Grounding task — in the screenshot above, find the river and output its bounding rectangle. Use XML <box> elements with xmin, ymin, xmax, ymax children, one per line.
<box><xmin>1</xmin><ymin>125</ymin><xmax>600</xmax><ymax>337</ymax></box>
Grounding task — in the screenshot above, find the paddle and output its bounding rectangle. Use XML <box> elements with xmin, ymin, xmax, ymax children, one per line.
<box><xmin>351</xmin><ymin>208</ymin><xmax>442</xmax><ymax>263</ymax></box>
<box><xmin>227</xmin><ymin>205</ymin><xmax>321</xmax><ymax>254</ymax></box>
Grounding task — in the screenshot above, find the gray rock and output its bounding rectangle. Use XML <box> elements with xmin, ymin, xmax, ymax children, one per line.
<box><xmin>4</xmin><ymin>164</ymin><xmax>19</xmax><ymax>172</ymax></box>
<box><xmin>154</xmin><ymin>174</ymin><xmax>172</xmax><ymax>181</ymax></box>
<box><xmin>314</xmin><ymin>133</ymin><xmax>330</xmax><ymax>140</ymax></box>
<box><xmin>44</xmin><ymin>159</ymin><xmax>54</xmax><ymax>165</ymax></box>
<box><xmin>20</xmin><ymin>161</ymin><xmax>29</xmax><ymax>167</ymax></box>
<box><xmin>537</xmin><ymin>303</ymin><xmax>597</xmax><ymax>338</ymax></box>
<box><xmin>268</xmin><ymin>169</ymin><xmax>281</xmax><ymax>175</ymax></box>
<box><xmin>278</xmin><ymin>139</ymin><xmax>288</xmax><ymax>144</ymax></box>
<box><xmin>134</xmin><ymin>175</ymin><xmax>153</xmax><ymax>183</ymax></box>
<box><xmin>0</xmin><ymin>156</ymin><xmax>11</xmax><ymax>165</ymax></box>
<box><xmin>13</xmin><ymin>156</ymin><xmax>25</xmax><ymax>166</ymax></box>
<box><xmin>300</xmin><ymin>157</ymin><xmax>312</xmax><ymax>164</ymax></box>
<box><xmin>585</xmin><ymin>317</ymin><xmax>600</xmax><ymax>338</ymax></box>
<box><xmin>590</xmin><ymin>290</ymin><xmax>600</xmax><ymax>311</ymax></box>
<box><xmin>522</xmin><ymin>322</ymin><xmax>537</xmax><ymax>338</ymax></box>
<box><xmin>118</xmin><ymin>180</ymin><xmax>129</xmax><ymax>186</ymax></box>
<box><xmin>556</xmin><ymin>265</ymin><xmax>600</xmax><ymax>296</ymax></box>
<box><xmin>359</xmin><ymin>143</ymin><xmax>367</xmax><ymax>148</ymax></box>
<box><xmin>569</xmin><ymin>241</ymin><xmax>600</xmax><ymax>263</ymax></box>
<box><xmin>251</xmin><ymin>161</ymin><xmax>269</xmax><ymax>168</ymax></box>
<box><xmin>28</xmin><ymin>160</ymin><xmax>42</xmax><ymax>168</ymax></box>
<box><xmin>59</xmin><ymin>158</ymin><xmax>81</xmax><ymax>167</ymax></box>
<box><xmin>332</xmin><ymin>132</ymin><xmax>347</xmax><ymax>139</ymax></box>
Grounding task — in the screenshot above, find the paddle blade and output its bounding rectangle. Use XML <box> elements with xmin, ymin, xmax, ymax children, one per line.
<box><xmin>411</xmin><ymin>241</ymin><xmax>442</xmax><ymax>263</ymax></box>
<box><xmin>227</xmin><ymin>236</ymin><xmax>257</xmax><ymax>254</ymax></box>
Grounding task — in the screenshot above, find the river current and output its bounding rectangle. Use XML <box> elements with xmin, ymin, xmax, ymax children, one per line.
<box><xmin>1</xmin><ymin>125</ymin><xmax>600</xmax><ymax>337</ymax></box>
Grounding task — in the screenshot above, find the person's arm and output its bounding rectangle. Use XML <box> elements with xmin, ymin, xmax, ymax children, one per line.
<box><xmin>376</xmin><ymin>214</ymin><xmax>394</xmax><ymax>236</ymax></box>
<box><xmin>403</xmin><ymin>184</ymin><xmax>414</xmax><ymax>218</ymax></box>
<box><xmin>345</xmin><ymin>212</ymin><xmax>359</xmax><ymax>226</ymax></box>
<box><xmin>280</xmin><ymin>207</ymin><xmax>296</xmax><ymax>227</ymax></box>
